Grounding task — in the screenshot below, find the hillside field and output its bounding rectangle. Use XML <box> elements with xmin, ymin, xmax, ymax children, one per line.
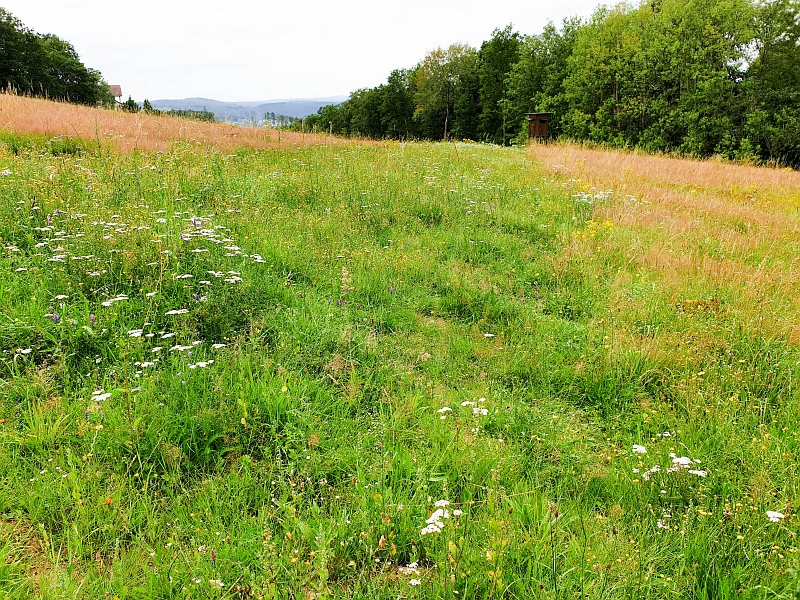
<box><xmin>2</xmin><ymin>97</ymin><xmax>800</xmax><ymax>599</ymax></box>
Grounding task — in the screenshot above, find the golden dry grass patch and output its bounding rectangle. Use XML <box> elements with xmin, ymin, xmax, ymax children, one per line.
<box><xmin>532</xmin><ymin>142</ymin><xmax>800</xmax><ymax>234</ymax></box>
<box><xmin>531</xmin><ymin>142</ymin><xmax>800</xmax><ymax>342</ymax></box>
<box><xmin>0</xmin><ymin>94</ymin><xmax>364</xmax><ymax>153</ymax></box>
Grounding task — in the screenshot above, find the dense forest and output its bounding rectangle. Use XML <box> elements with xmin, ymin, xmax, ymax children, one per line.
<box><xmin>0</xmin><ymin>9</ymin><xmax>112</xmax><ymax>106</ymax></box>
<box><xmin>299</xmin><ymin>0</ymin><xmax>800</xmax><ymax>166</ymax></box>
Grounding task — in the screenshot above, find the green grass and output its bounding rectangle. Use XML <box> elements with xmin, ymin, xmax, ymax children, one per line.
<box><xmin>0</xmin><ymin>136</ymin><xmax>798</xmax><ymax>599</ymax></box>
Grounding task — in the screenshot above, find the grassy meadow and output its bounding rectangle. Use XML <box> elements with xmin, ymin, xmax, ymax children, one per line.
<box><xmin>1</xmin><ymin>103</ymin><xmax>800</xmax><ymax>599</ymax></box>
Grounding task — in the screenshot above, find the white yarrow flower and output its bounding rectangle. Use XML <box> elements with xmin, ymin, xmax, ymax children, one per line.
<box><xmin>767</xmin><ymin>511</ymin><xmax>785</xmax><ymax>522</ymax></box>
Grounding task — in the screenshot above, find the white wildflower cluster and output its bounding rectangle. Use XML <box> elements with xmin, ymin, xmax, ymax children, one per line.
<box><xmin>92</xmin><ymin>389</ymin><xmax>112</xmax><ymax>402</ymax></box>
<box><xmin>629</xmin><ymin>443</ymin><xmax>714</xmax><ymax>533</ymax></box>
<box><xmin>398</xmin><ymin>561</ymin><xmax>423</xmax><ymax>586</ymax></box>
<box><xmin>7</xmin><ymin>206</ymin><xmax>254</xmax><ymax>409</ymax></box>
<box><xmin>398</xmin><ymin>561</ymin><xmax>420</xmax><ymax>576</ymax></box>
<box><xmin>667</xmin><ymin>453</ymin><xmax>706</xmax><ymax>477</ymax></box>
<box><xmin>101</xmin><ymin>294</ymin><xmax>129</xmax><ymax>307</ymax></box>
<box><xmin>631</xmin><ymin>445</ymin><xmax>707</xmax><ymax>481</ymax></box>
<box><xmin>461</xmin><ymin>397</ymin><xmax>489</xmax><ymax>427</ymax></box>
<box><xmin>767</xmin><ymin>510</ymin><xmax>786</xmax><ymax>523</ymax></box>
<box><xmin>640</xmin><ymin>465</ymin><xmax>660</xmax><ymax>481</ymax></box>
<box><xmin>461</xmin><ymin>399</ymin><xmax>489</xmax><ymax>416</ymax></box>
<box><xmin>420</xmin><ymin>499</ymin><xmax>463</xmax><ymax>536</ymax></box>
<box><xmin>572</xmin><ymin>189</ymin><xmax>613</xmax><ymax>206</ymax></box>
<box><xmin>188</xmin><ymin>360</ymin><xmax>214</xmax><ymax>369</ymax></box>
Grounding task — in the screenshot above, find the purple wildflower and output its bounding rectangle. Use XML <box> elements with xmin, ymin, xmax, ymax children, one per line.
<box><xmin>89</xmin><ymin>314</ymin><xmax>95</xmax><ymax>325</ymax></box>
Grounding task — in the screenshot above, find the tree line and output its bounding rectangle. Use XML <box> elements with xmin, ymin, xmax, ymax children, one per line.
<box><xmin>120</xmin><ymin>99</ymin><xmax>216</xmax><ymax>122</ymax></box>
<box><xmin>0</xmin><ymin>9</ymin><xmax>113</xmax><ymax>106</ymax></box>
<box><xmin>299</xmin><ymin>0</ymin><xmax>800</xmax><ymax>166</ymax></box>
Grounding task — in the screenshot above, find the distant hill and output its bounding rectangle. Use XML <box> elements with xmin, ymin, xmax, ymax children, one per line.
<box><xmin>149</xmin><ymin>97</ymin><xmax>348</xmax><ymax>125</ymax></box>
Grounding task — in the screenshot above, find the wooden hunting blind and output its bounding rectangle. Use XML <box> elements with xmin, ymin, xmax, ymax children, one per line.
<box><xmin>527</xmin><ymin>113</ymin><xmax>552</xmax><ymax>139</ymax></box>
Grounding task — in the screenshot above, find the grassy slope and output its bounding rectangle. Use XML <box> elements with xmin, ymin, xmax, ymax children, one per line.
<box><xmin>0</xmin><ymin>130</ymin><xmax>799</xmax><ymax>599</ymax></box>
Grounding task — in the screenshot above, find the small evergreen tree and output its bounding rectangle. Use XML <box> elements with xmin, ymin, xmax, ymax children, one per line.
<box><xmin>122</xmin><ymin>96</ymin><xmax>139</xmax><ymax>113</ymax></box>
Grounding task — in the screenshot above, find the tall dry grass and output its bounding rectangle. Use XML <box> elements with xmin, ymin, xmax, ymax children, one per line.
<box><xmin>0</xmin><ymin>93</ymin><xmax>351</xmax><ymax>153</ymax></box>
<box><xmin>528</xmin><ymin>141</ymin><xmax>800</xmax><ymax>341</ymax></box>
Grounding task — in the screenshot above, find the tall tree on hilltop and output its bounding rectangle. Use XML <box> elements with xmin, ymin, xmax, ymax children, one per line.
<box><xmin>0</xmin><ymin>9</ymin><xmax>40</xmax><ymax>94</ymax></box>
<box><xmin>561</xmin><ymin>0</ymin><xmax>755</xmax><ymax>154</ymax></box>
<box><xmin>0</xmin><ymin>9</ymin><xmax>112</xmax><ymax>105</ymax></box>
<box><xmin>414</xmin><ymin>44</ymin><xmax>478</xmax><ymax>140</ymax></box>
<box><xmin>381</xmin><ymin>68</ymin><xmax>417</xmax><ymax>139</ymax></box>
<box><xmin>477</xmin><ymin>25</ymin><xmax>520</xmax><ymax>144</ymax></box>
<box><xmin>453</xmin><ymin>62</ymin><xmax>481</xmax><ymax>140</ymax></box>
<box><xmin>743</xmin><ymin>0</ymin><xmax>800</xmax><ymax>164</ymax></box>
<box><xmin>507</xmin><ymin>18</ymin><xmax>581</xmax><ymax>142</ymax></box>
<box><xmin>349</xmin><ymin>87</ymin><xmax>385</xmax><ymax>137</ymax></box>
<box><xmin>38</xmin><ymin>35</ymin><xmax>111</xmax><ymax>105</ymax></box>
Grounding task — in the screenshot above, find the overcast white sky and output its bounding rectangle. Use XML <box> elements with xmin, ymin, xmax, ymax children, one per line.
<box><xmin>4</xmin><ymin>0</ymin><xmax>603</xmax><ymax>102</ymax></box>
